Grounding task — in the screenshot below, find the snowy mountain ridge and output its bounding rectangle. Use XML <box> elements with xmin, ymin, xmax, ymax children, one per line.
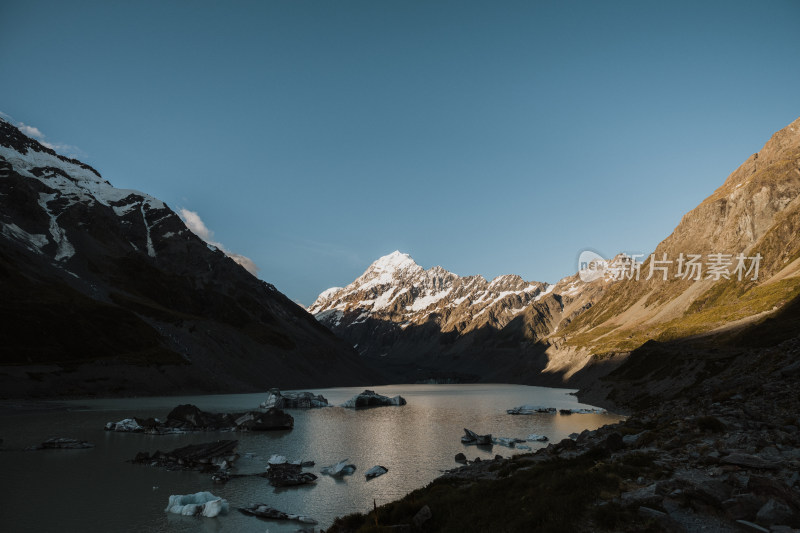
<box><xmin>309</xmin><ymin>250</ymin><xmax>551</xmax><ymax>332</ymax></box>
<box><xmin>0</xmin><ymin>117</ymin><xmax>376</xmax><ymax>397</ymax></box>
<box><xmin>307</xmin><ymin>250</ymin><xmax>609</xmax><ymax>383</ymax></box>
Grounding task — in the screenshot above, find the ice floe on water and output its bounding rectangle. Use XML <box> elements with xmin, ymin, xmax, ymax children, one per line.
<box><xmin>165</xmin><ymin>492</ymin><xmax>228</xmax><ymax>517</ymax></box>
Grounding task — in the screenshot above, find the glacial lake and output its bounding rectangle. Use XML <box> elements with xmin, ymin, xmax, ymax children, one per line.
<box><xmin>0</xmin><ymin>384</ymin><xmax>623</xmax><ymax>532</ymax></box>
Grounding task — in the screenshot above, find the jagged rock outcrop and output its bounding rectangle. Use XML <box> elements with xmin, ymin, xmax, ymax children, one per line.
<box><xmin>0</xmin><ymin>117</ymin><xmax>378</xmax><ymax>398</ymax></box>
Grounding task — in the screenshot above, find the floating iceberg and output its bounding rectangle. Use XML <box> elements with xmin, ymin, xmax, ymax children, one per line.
<box><xmin>264</xmin><ymin>463</ymin><xmax>318</xmax><ymax>487</ymax></box>
<box><xmin>260</xmin><ymin>388</ymin><xmax>329</xmax><ymax>409</ymax></box>
<box><xmin>493</xmin><ymin>437</ymin><xmax>518</xmax><ymax>448</ymax></box>
<box><xmin>268</xmin><ymin>454</ymin><xmax>287</xmax><ymax>465</ymax></box>
<box><xmin>27</xmin><ymin>437</ymin><xmax>94</xmax><ymax>450</ymax></box>
<box><xmin>461</xmin><ymin>428</ymin><xmax>492</xmax><ymax>445</ymax></box>
<box><xmin>527</xmin><ymin>434</ymin><xmax>549</xmax><ymax>442</ymax></box>
<box><xmin>104</xmin><ymin>418</ymin><xmax>143</xmax><ymax>432</ymax></box>
<box><xmin>506</xmin><ymin>405</ymin><xmax>556</xmax><ymax>415</ymax></box>
<box><xmin>559</xmin><ymin>407</ymin><xmax>607</xmax><ymax>415</ymax></box>
<box><xmin>165</xmin><ymin>492</ymin><xmax>229</xmax><ymax>517</ymax></box>
<box><xmin>341</xmin><ymin>390</ymin><xmax>406</xmax><ymax>409</ymax></box>
<box><xmin>239</xmin><ymin>504</ymin><xmax>317</xmax><ymax>524</ymax></box>
<box><xmin>321</xmin><ymin>459</ymin><xmax>357</xmax><ymax>477</ymax></box>
<box><xmin>132</xmin><ymin>440</ymin><xmax>239</xmax><ymax>472</ymax></box>
<box><xmin>106</xmin><ymin>404</ymin><xmax>294</xmax><ymax>433</ymax></box>
<box><xmin>365</xmin><ymin>465</ymin><xmax>388</xmax><ymax>479</ymax></box>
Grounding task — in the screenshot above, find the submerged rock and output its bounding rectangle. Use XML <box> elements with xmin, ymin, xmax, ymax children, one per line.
<box><xmin>260</xmin><ymin>388</ymin><xmax>329</xmax><ymax>409</ymax></box>
<box><xmin>341</xmin><ymin>390</ymin><xmax>406</xmax><ymax>409</ymax></box>
<box><xmin>132</xmin><ymin>439</ymin><xmax>239</xmax><ymax>472</ymax></box>
<box><xmin>165</xmin><ymin>492</ymin><xmax>228</xmax><ymax>517</ymax></box>
<box><xmin>527</xmin><ymin>434</ymin><xmax>549</xmax><ymax>442</ymax></box>
<box><xmin>365</xmin><ymin>465</ymin><xmax>388</xmax><ymax>479</ymax></box>
<box><xmin>27</xmin><ymin>437</ymin><xmax>94</xmax><ymax>450</ymax></box>
<box><xmin>239</xmin><ymin>503</ymin><xmax>317</xmax><ymax>524</ymax></box>
<box><xmin>461</xmin><ymin>428</ymin><xmax>492</xmax><ymax>445</ymax></box>
<box><xmin>321</xmin><ymin>459</ymin><xmax>357</xmax><ymax>477</ymax></box>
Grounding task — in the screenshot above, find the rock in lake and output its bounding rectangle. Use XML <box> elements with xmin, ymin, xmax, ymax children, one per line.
<box><xmin>341</xmin><ymin>390</ymin><xmax>406</xmax><ymax>408</ymax></box>
<box><xmin>106</xmin><ymin>404</ymin><xmax>293</xmax><ymax>433</ymax></box>
<box><xmin>365</xmin><ymin>465</ymin><xmax>388</xmax><ymax>479</ymax></box>
<box><xmin>260</xmin><ymin>388</ymin><xmax>329</xmax><ymax>409</ymax></box>
<box><xmin>27</xmin><ymin>437</ymin><xmax>94</xmax><ymax>450</ymax></box>
<box><xmin>239</xmin><ymin>503</ymin><xmax>317</xmax><ymax>524</ymax></box>
<box><xmin>132</xmin><ymin>439</ymin><xmax>239</xmax><ymax>472</ymax></box>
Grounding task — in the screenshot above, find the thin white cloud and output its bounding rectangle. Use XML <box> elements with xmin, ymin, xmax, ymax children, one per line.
<box><xmin>178</xmin><ymin>208</ymin><xmax>259</xmax><ymax>276</ymax></box>
<box><xmin>40</xmin><ymin>140</ymin><xmax>84</xmax><ymax>156</ymax></box>
<box><xmin>179</xmin><ymin>208</ymin><xmax>214</xmax><ymax>242</ymax></box>
<box><xmin>18</xmin><ymin>123</ymin><xmax>44</xmax><ymax>139</ymax></box>
<box><xmin>226</xmin><ymin>253</ymin><xmax>259</xmax><ymax>276</ymax></box>
<box><xmin>1</xmin><ymin>112</ymin><xmax>86</xmax><ymax>159</ymax></box>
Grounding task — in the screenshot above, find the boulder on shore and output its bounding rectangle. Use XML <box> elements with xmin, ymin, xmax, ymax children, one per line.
<box><xmin>342</xmin><ymin>390</ymin><xmax>406</xmax><ymax>409</ymax></box>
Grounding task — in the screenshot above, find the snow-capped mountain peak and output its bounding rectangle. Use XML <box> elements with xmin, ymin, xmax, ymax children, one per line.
<box><xmin>352</xmin><ymin>251</ymin><xmax>424</xmax><ymax>288</ymax></box>
<box><xmin>309</xmin><ymin>252</ymin><xmax>563</xmax><ymax>347</ymax></box>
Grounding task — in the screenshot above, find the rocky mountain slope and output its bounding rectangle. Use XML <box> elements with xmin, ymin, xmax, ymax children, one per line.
<box><xmin>552</xmin><ymin>116</ymin><xmax>800</xmax><ymax>355</ymax></box>
<box><xmin>0</xmin><ymin>118</ymin><xmax>377</xmax><ymax>398</ymax></box>
<box><xmin>312</xmin><ymin>117</ymin><xmax>800</xmax><ymax>387</ymax></box>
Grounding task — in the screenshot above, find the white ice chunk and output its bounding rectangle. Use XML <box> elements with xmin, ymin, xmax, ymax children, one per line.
<box><xmin>165</xmin><ymin>492</ymin><xmax>228</xmax><ymax>517</ymax></box>
<box><xmin>321</xmin><ymin>459</ymin><xmax>356</xmax><ymax>477</ymax></box>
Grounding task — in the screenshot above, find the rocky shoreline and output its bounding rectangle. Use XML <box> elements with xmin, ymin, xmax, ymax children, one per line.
<box><xmin>328</xmin><ymin>337</ymin><xmax>800</xmax><ymax>532</ymax></box>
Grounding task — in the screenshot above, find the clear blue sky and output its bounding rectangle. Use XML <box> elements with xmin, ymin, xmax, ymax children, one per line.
<box><xmin>2</xmin><ymin>0</ymin><xmax>799</xmax><ymax>305</ymax></box>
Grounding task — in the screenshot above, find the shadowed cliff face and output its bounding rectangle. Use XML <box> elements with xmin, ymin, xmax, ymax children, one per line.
<box><xmin>0</xmin><ymin>118</ymin><xmax>380</xmax><ymax>398</ymax></box>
